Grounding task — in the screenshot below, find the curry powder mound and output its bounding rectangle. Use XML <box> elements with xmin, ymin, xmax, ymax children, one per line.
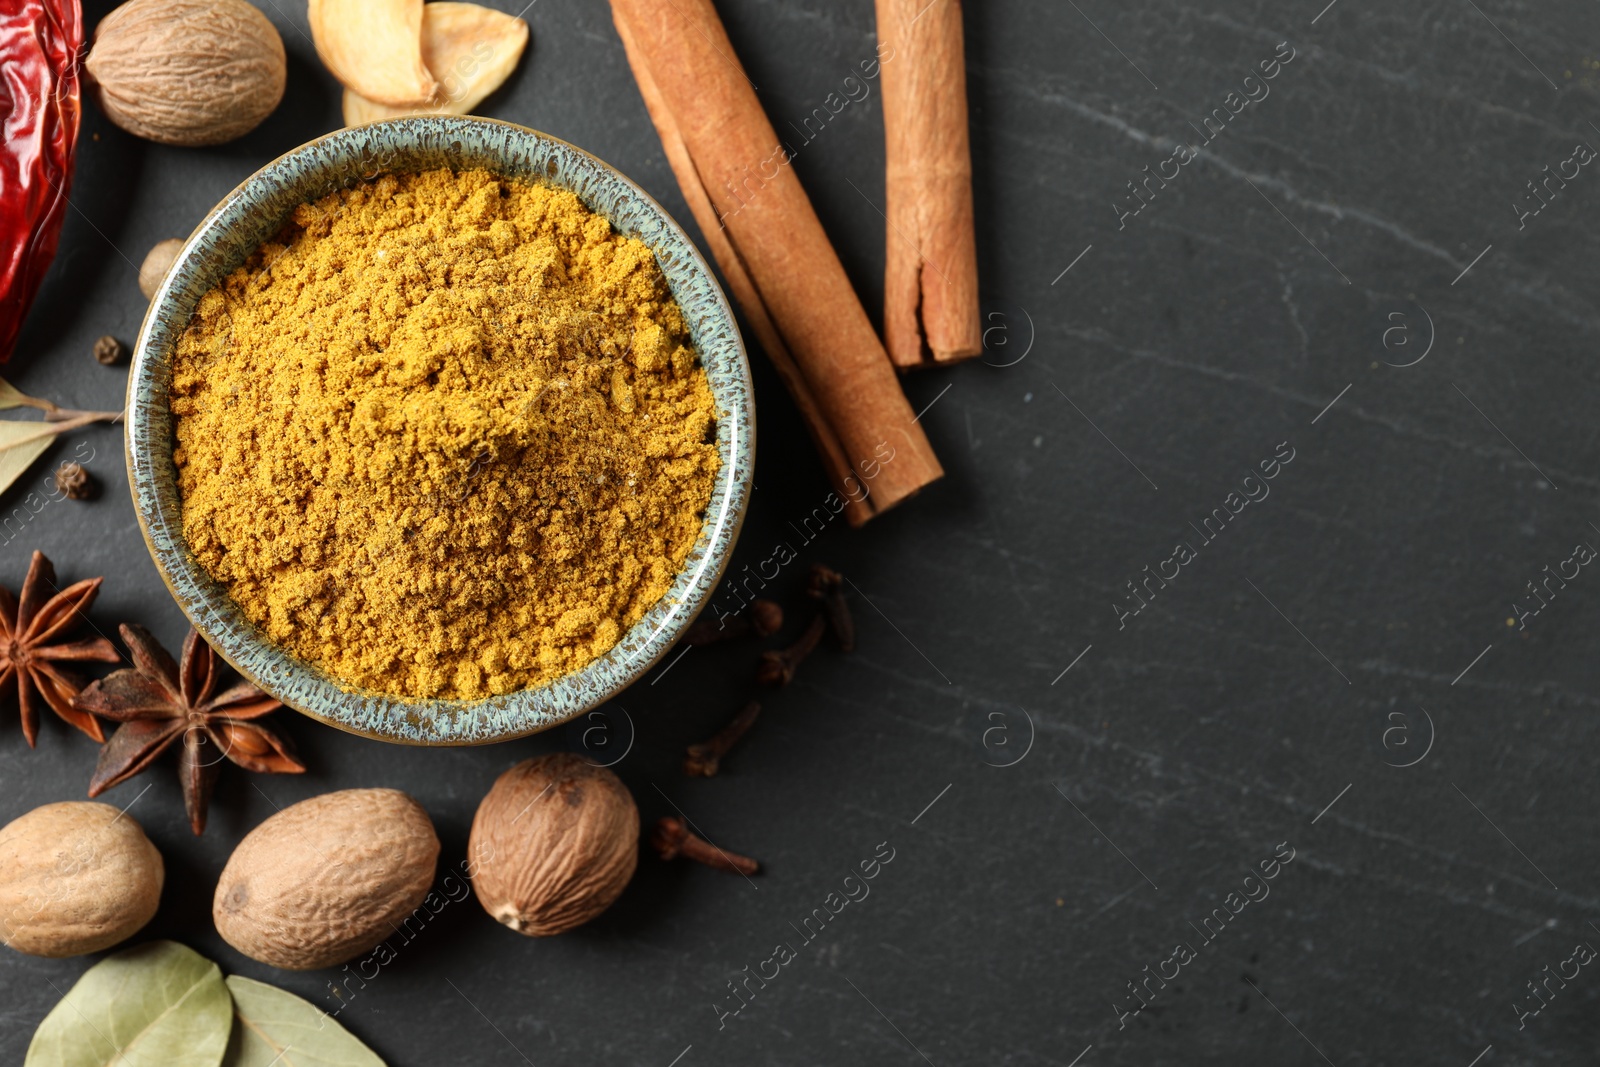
<box><xmin>170</xmin><ymin>169</ymin><xmax>720</xmax><ymax>700</ymax></box>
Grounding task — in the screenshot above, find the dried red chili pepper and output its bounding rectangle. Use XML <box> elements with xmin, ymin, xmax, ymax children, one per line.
<box><xmin>0</xmin><ymin>0</ymin><xmax>83</xmax><ymax>364</ymax></box>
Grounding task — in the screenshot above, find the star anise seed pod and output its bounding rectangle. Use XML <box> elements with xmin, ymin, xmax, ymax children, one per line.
<box><xmin>77</xmin><ymin>625</ymin><xmax>304</xmax><ymax>834</ymax></box>
<box><xmin>0</xmin><ymin>550</ymin><xmax>120</xmax><ymax>746</ymax></box>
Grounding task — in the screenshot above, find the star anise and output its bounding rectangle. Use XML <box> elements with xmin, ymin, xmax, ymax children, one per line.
<box><xmin>77</xmin><ymin>625</ymin><xmax>305</xmax><ymax>834</ymax></box>
<box><xmin>0</xmin><ymin>550</ymin><xmax>120</xmax><ymax>746</ymax></box>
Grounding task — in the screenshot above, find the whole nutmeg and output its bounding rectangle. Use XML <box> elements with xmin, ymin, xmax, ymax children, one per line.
<box><xmin>0</xmin><ymin>802</ymin><xmax>164</xmax><ymax>958</ymax></box>
<box><xmin>138</xmin><ymin>238</ymin><xmax>184</xmax><ymax>299</ymax></box>
<box><xmin>86</xmin><ymin>0</ymin><xmax>287</xmax><ymax>147</ymax></box>
<box><xmin>213</xmin><ymin>788</ymin><xmax>439</xmax><ymax>970</ymax></box>
<box><xmin>469</xmin><ymin>754</ymin><xmax>639</xmax><ymax>936</ymax></box>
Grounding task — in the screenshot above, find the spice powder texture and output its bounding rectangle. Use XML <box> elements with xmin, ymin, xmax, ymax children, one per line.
<box><xmin>171</xmin><ymin>169</ymin><xmax>720</xmax><ymax>700</ymax></box>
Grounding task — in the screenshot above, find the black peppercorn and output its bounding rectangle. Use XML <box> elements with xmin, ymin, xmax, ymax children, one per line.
<box><xmin>54</xmin><ymin>462</ymin><xmax>93</xmax><ymax>501</ymax></box>
<box><xmin>93</xmin><ymin>335</ymin><xmax>128</xmax><ymax>366</ymax></box>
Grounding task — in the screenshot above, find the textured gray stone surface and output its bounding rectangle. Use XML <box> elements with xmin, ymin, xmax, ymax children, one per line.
<box><xmin>3</xmin><ymin>1</ymin><xmax>1600</xmax><ymax>1064</ymax></box>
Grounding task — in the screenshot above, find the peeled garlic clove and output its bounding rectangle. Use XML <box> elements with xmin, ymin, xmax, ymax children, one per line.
<box><xmin>310</xmin><ymin>0</ymin><xmax>437</xmax><ymax>108</ymax></box>
<box><xmin>341</xmin><ymin>88</ymin><xmax>391</xmax><ymax>127</ymax></box>
<box><xmin>342</xmin><ymin>2</ymin><xmax>528</xmax><ymax>126</ymax></box>
<box><xmin>423</xmin><ymin>3</ymin><xmax>529</xmax><ymax>112</ymax></box>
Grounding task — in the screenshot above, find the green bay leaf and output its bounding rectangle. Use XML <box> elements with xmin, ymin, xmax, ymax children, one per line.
<box><xmin>26</xmin><ymin>940</ymin><xmax>232</xmax><ymax>1067</ymax></box>
<box><xmin>0</xmin><ymin>420</ymin><xmax>60</xmax><ymax>500</ymax></box>
<box><xmin>222</xmin><ymin>977</ymin><xmax>385</xmax><ymax>1067</ymax></box>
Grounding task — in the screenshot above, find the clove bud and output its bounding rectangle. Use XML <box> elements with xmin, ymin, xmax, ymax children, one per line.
<box><xmin>684</xmin><ymin>701</ymin><xmax>761</xmax><ymax>777</ymax></box>
<box><xmin>806</xmin><ymin>563</ymin><xmax>854</xmax><ymax>652</ymax></box>
<box><xmin>649</xmin><ymin>816</ymin><xmax>760</xmax><ymax>875</ymax></box>
<box><xmin>681</xmin><ymin>598</ymin><xmax>784</xmax><ymax>646</ymax></box>
<box><xmin>756</xmin><ymin>614</ymin><xmax>825</xmax><ymax>687</ymax></box>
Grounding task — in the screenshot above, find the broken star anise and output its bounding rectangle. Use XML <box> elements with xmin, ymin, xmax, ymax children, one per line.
<box><xmin>0</xmin><ymin>550</ymin><xmax>120</xmax><ymax>746</ymax></box>
<box><xmin>77</xmin><ymin>625</ymin><xmax>305</xmax><ymax>834</ymax></box>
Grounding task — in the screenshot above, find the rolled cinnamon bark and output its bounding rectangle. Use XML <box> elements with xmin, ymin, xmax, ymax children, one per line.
<box><xmin>876</xmin><ymin>0</ymin><xmax>981</xmax><ymax>368</ymax></box>
<box><xmin>611</xmin><ymin>0</ymin><xmax>942</xmax><ymax>524</ymax></box>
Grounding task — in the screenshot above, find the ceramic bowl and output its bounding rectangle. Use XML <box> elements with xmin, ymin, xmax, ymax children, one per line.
<box><xmin>126</xmin><ymin>117</ymin><xmax>754</xmax><ymax>745</ymax></box>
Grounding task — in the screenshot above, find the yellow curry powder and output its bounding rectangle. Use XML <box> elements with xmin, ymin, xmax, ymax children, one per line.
<box><xmin>170</xmin><ymin>169</ymin><xmax>720</xmax><ymax>699</ymax></box>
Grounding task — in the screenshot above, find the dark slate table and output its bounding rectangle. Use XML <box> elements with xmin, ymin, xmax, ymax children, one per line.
<box><xmin>5</xmin><ymin>1</ymin><xmax>1600</xmax><ymax>1064</ymax></box>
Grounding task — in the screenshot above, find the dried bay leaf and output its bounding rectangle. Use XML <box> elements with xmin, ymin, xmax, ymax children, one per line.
<box><xmin>0</xmin><ymin>378</ymin><xmax>32</xmax><ymax>409</ymax></box>
<box><xmin>0</xmin><ymin>421</ymin><xmax>58</xmax><ymax>499</ymax></box>
<box><xmin>0</xmin><ymin>408</ymin><xmax>113</xmax><ymax>498</ymax></box>
<box><xmin>26</xmin><ymin>940</ymin><xmax>233</xmax><ymax>1067</ymax></box>
<box><xmin>0</xmin><ymin>377</ymin><xmax>53</xmax><ymax>412</ymax></box>
<box><xmin>223</xmin><ymin>976</ymin><xmax>385</xmax><ymax>1067</ymax></box>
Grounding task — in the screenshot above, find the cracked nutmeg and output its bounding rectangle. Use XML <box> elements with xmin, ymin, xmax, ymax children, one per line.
<box><xmin>76</xmin><ymin>625</ymin><xmax>304</xmax><ymax>834</ymax></box>
<box><xmin>0</xmin><ymin>551</ymin><xmax>120</xmax><ymax>745</ymax></box>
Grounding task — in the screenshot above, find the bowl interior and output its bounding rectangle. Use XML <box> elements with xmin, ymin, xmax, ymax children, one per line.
<box><xmin>126</xmin><ymin>117</ymin><xmax>754</xmax><ymax>745</ymax></box>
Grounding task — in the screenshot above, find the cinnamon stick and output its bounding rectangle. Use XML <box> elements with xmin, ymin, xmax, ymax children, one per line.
<box><xmin>876</xmin><ymin>0</ymin><xmax>982</xmax><ymax>368</ymax></box>
<box><xmin>610</xmin><ymin>0</ymin><xmax>942</xmax><ymax>524</ymax></box>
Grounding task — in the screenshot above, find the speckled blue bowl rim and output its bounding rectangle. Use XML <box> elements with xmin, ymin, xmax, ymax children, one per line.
<box><xmin>126</xmin><ymin>116</ymin><xmax>754</xmax><ymax>746</ymax></box>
